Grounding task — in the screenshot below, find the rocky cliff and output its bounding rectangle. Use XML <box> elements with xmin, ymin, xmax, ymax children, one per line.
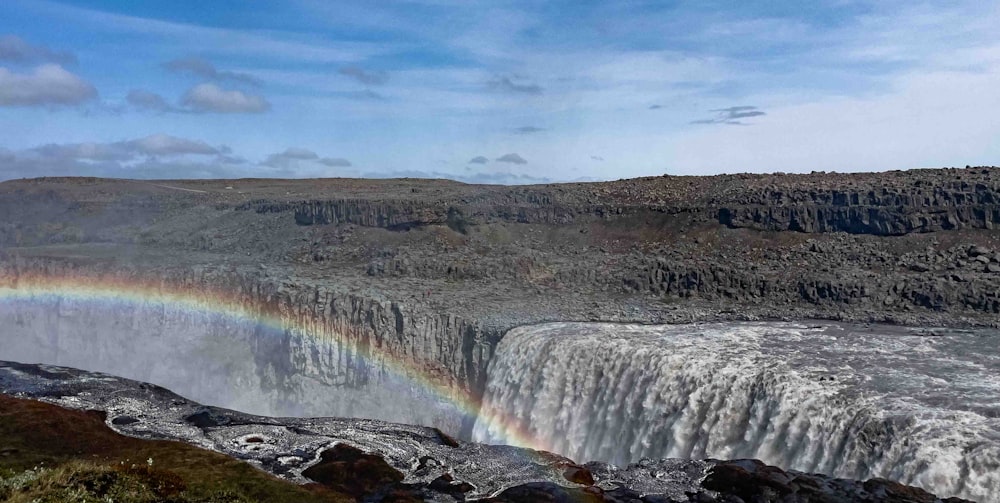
<box><xmin>716</xmin><ymin>176</ymin><xmax>1000</xmax><ymax>235</ymax></box>
<box><xmin>0</xmin><ymin>258</ymin><xmax>501</xmax><ymax>436</ymax></box>
<box><xmin>234</xmin><ymin>168</ymin><xmax>1000</xmax><ymax>238</ymax></box>
<box><xmin>1</xmin><ymin>168</ymin><xmax>1000</xmax><ymax>435</ymax></box>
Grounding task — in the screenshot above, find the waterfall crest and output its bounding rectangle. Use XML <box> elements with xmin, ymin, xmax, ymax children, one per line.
<box><xmin>472</xmin><ymin>322</ymin><xmax>1000</xmax><ymax>502</ymax></box>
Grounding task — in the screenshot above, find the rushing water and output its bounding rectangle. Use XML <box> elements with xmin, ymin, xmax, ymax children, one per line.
<box><xmin>472</xmin><ymin>322</ymin><xmax>1000</xmax><ymax>502</ymax></box>
<box><xmin>0</xmin><ymin>297</ymin><xmax>471</xmax><ymax>433</ymax></box>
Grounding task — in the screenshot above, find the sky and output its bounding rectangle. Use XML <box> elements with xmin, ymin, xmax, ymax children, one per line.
<box><xmin>0</xmin><ymin>0</ymin><xmax>998</xmax><ymax>184</ymax></box>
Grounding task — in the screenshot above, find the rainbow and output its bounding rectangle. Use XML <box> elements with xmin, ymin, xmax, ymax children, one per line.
<box><xmin>0</xmin><ymin>270</ymin><xmax>554</xmax><ymax>455</ymax></box>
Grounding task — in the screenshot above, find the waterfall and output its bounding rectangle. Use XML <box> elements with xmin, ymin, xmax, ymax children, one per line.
<box><xmin>0</xmin><ymin>297</ymin><xmax>470</xmax><ymax>433</ymax></box>
<box><xmin>472</xmin><ymin>322</ymin><xmax>1000</xmax><ymax>502</ymax></box>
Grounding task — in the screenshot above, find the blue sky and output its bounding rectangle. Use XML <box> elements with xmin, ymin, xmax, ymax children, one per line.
<box><xmin>0</xmin><ymin>0</ymin><xmax>998</xmax><ymax>183</ymax></box>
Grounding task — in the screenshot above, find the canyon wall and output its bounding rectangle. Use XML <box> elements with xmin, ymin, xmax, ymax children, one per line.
<box><xmin>623</xmin><ymin>247</ymin><xmax>1000</xmax><ymax>315</ymax></box>
<box><xmin>239</xmin><ymin>169</ymin><xmax>1000</xmax><ymax>237</ymax></box>
<box><xmin>2</xmin><ymin>169</ymin><xmax>1000</xmax><ymax>445</ymax></box>
<box><xmin>0</xmin><ymin>260</ymin><xmax>502</xmax><ymax>437</ymax></box>
<box><xmin>716</xmin><ymin>178</ymin><xmax>1000</xmax><ymax>235</ymax></box>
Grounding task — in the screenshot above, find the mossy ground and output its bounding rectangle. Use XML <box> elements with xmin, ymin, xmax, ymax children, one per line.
<box><xmin>0</xmin><ymin>395</ymin><xmax>350</xmax><ymax>502</ymax></box>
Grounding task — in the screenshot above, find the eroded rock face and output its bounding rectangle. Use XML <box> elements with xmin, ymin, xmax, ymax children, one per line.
<box><xmin>0</xmin><ymin>261</ymin><xmax>501</xmax><ymax>436</ymax></box>
<box><xmin>3</xmin><ymin>171</ymin><xmax>1000</xmax><ymax>334</ymax></box>
<box><xmin>716</xmin><ymin>176</ymin><xmax>1000</xmax><ymax>235</ymax></box>
<box><xmin>622</xmin><ymin>242</ymin><xmax>1000</xmax><ymax>315</ymax></box>
<box><xmin>238</xmin><ymin>168</ymin><xmax>1000</xmax><ymax>238</ymax></box>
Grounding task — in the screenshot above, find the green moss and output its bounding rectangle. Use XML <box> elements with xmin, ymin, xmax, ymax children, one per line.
<box><xmin>0</xmin><ymin>461</ymin><xmax>258</xmax><ymax>502</ymax></box>
<box><xmin>0</xmin><ymin>395</ymin><xmax>349</xmax><ymax>503</ymax></box>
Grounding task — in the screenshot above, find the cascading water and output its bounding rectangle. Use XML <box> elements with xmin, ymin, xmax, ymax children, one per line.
<box><xmin>472</xmin><ymin>322</ymin><xmax>1000</xmax><ymax>502</ymax></box>
<box><xmin>0</xmin><ymin>296</ymin><xmax>471</xmax><ymax>434</ymax></box>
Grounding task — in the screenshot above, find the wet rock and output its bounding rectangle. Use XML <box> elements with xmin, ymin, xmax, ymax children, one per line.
<box><xmin>562</xmin><ymin>463</ymin><xmax>596</xmax><ymax>485</ymax></box>
<box><xmin>862</xmin><ymin>478</ymin><xmax>971</xmax><ymax>503</ymax></box>
<box><xmin>701</xmin><ymin>460</ymin><xmax>794</xmax><ymax>500</ymax></box>
<box><xmin>184</xmin><ymin>410</ymin><xmax>224</xmax><ymax>428</ymax></box>
<box><xmin>428</xmin><ymin>473</ymin><xmax>474</xmax><ymax>494</ymax></box>
<box><xmin>301</xmin><ymin>443</ymin><xmax>406</xmax><ymax>500</ymax></box>
<box><xmin>485</xmin><ymin>482</ymin><xmax>605</xmax><ymax>503</ymax></box>
<box><xmin>111</xmin><ymin>415</ymin><xmax>139</xmax><ymax>425</ymax></box>
<box><xmin>432</xmin><ymin>427</ymin><xmax>461</xmax><ymax>448</ymax></box>
<box><xmin>702</xmin><ymin>460</ymin><xmax>979</xmax><ymax>503</ymax></box>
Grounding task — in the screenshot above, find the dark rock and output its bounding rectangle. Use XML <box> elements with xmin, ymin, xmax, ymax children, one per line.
<box><xmin>183</xmin><ymin>410</ymin><xmax>223</xmax><ymax>428</ymax></box>
<box><xmin>562</xmin><ymin>464</ymin><xmax>596</xmax><ymax>485</ymax></box>
<box><xmin>485</xmin><ymin>482</ymin><xmax>605</xmax><ymax>503</ymax></box>
<box><xmin>702</xmin><ymin>460</ymin><xmax>794</xmax><ymax>499</ymax></box>
<box><xmin>862</xmin><ymin>478</ymin><xmax>965</xmax><ymax>503</ymax></box>
<box><xmin>700</xmin><ymin>460</ymin><xmax>980</xmax><ymax>503</ymax></box>
<box><xmin>429</xmin><ymin>473</ymin><xmax>475</xmax><ymax>494</ymax></box>
<box><xmin>301</xmin><ymin>443</ymin><xmax>407</xmax><ymax>500</ymax></box>
<box><xmin>968</xmin><ymin>245</ymin><xmax>991</xmax><ymax>257</ymax></box>
<box><xmin>432</xmin><ymin>427</ymin><xmax>461</xmax><ymax>448</ymax></box>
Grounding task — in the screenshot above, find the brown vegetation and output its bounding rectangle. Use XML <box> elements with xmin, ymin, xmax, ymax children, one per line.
<box><xmin>0</xmin><ymin>395</ymin><xmax>349</xmax><ymax>502</ymax></box>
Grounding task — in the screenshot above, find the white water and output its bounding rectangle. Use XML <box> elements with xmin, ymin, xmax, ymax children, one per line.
<box><xmin>0</xmin><ymin>298</ymin><xmax>470</xmax><ymax>433</ymax></box>
<box><xmin>472</xmin><ymin>322</ymin><xmax>1000</xmax><ymax>502</ymax></box>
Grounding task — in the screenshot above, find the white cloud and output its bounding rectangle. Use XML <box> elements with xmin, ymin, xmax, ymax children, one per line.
<box><xmin>339</xmin><ymin>66</ymin><xmax>388</xmax><ymax>86</ymax></box>
<box><xmin>691</xmin><ymin>106</ymin><xmax>767</xmax><ymax>126</ymax></box>
<box><xmin>0</xmin><ymin>34</ymin><xmax>75</xmax><ymax>64</ymax></box>
<box><xmin>25</xmin><ymin>134</ymin><xmax>223</xmax><ymax>162</ymax></box>
<box><xmin>488</xmin><ymin>75</ymin><xmax>542</xmax><ymax>95</ymax></box>
<box><xmin>318</xmin><ymin>157</ymin><xmax>352</xmax><ymax>167</ymax></box>
<box><xmin>262</xmin><ymin>147</ymin><xmax>319</xmax><ymax>167</ymax></box>
<box><xmin>30</xmin><ymin>142</ymin><xmax>133</xmax><ymax>161</ymax></box>
<box><xmin>363</xmin><ymin>168</ymin><xmax>551</xmax><ymax>185</ymax></box>
<box><xmin>666</xmin><ymin>64</ymin><xmax>1000</xmax><ymax>174</ymax></box>
<box><xmin>163</xmin><ymin>57</ymin><xmax>260</xmax><ymax>86</ymax></box>
<box><xmin>0</xmin><ymin>134</ymin><xmax>234</xmax><ymax>180</ymax></box>
<box><xmin>261</xmin><ymin>147</ymin><xmax>351</xmax><ymax>170</ymax></box>
<box><xmin>279</xmin><ymin>147</ymin><xmax>319</xmax><ymax>160</ymax></box>
<box><xmin>0</xmin><ymin>64</ymin><xmax>96</xmax><ymax>107</ymax></box>
<box><xmin>180</xmin><ymin>83</ymin><xmax>270</xmax><ymax>113</ymax></box>
<box><xmin>129</xmin><ymin>86</ymin><xmax>271</xmax><ymax>115</ymax></box>
<box><xmin>496</xmin><ymin>153</ymin><xmax>527</xmax><ymax>164</ymax></box>
<box><xmin>24</xmin><ymin>1</ymin><xmax>394</xmax><ymax>63</ymax></box>
<box><xmin>127</xmin><ymin>89</ymin><xmax>175</xmax><ymax>112</ymax></box>
<box><xmin>126</xmin><ymin>134</ymin><xmax>221</xmax><ymax>156</ymax></box>
<box><xmin>513</xmin><ymin>126</ymin><xmax>545</xmax><ymax>134</ymax></box>
<box><xmin>4</xmin><ymin>0</ymin><xmax>999</xmax><ymax>181</ymax></box>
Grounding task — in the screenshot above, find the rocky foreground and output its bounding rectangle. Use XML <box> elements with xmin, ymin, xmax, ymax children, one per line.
<box><xmin>0</xmin><ymin>361</ymin><xmax>974</xmax><ymax>502</ymax></box>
